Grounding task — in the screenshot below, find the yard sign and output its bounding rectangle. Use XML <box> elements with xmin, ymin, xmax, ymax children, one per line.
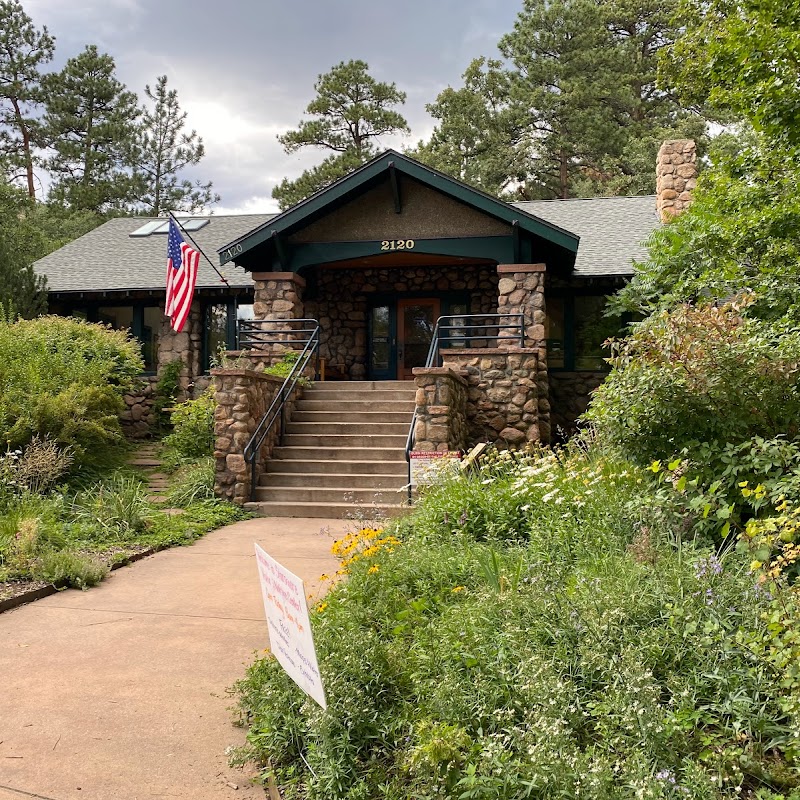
<box><xmin>254</xmin><ymin>544</ymin><xmax>327</xmax><ymax>709</ymax></box>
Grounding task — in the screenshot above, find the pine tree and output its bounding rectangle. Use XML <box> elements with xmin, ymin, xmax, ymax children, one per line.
<box><xmin>0</xmin><ymin>0</ymin><xmax>54</xmax><ymax>198</ymax></box>
<box><xmin>273</xmin><ymin>60</ymin><xmax>409</xmax><ymax>209</ymax></box>
<box><xmin>131</xmin><ymin>74</ymin><xmax>218</xmax><ymax>215</ymax></box>
<box><xmin>0</xmin><ymin>182</ymin><xmax>47</xmax><ymax>316</ymax></box>
<box><xmin>41</xmin><ymin>45</ymin><xmax>139</xmax><ymax>213</ymax></box>
<box><xmin>411</xmin><ymin>58</ymin><xmax>523</xmax><ymax>197</ymax></box>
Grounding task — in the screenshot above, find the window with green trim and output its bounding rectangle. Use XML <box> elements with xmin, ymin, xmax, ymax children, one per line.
<box><xmin>546</xmin><ymin>294</ymin><xmax>625</xmax><ymax>371</ymax></box>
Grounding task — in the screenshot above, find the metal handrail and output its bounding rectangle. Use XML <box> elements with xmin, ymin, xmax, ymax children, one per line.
<box><xmin>238</xmin><ymin>318</ymin><xmax>320</xmax><ymax>350</ymax></box>
<box><xmin>403</xmin><ymin>313</ymin><xmax>525</xmax><ymax>504</ymax></box>
<box><xmin>242</xmin><ymin>321</ymin><xmax>320</xmax><ymax>501</ymax></box>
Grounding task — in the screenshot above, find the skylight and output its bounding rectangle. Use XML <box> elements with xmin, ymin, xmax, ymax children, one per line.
<box><xmin>129</xmin><ymin>218</ymin><xmax>210</xmax><ymax>237</ymax></box>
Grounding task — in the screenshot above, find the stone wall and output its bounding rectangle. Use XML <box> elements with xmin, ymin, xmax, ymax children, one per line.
<box><xmin>304</xmin><ymin>263</ymin><xmax>498</xmax><ymax>379</ymax></box>
<box><xmin>440</xmin><ymin>347</ymin><xmax>540</xmax><ymax>446</ymax></box>
<box><xmin>656</xmin><ymin>139</ymin><xmax>697</xmax><ymax>222</ymax></box>
<box><xmin>212</xmin><ymin>368</ymin><xmax>302</xmax><ymax>503</ymax></box>
<box><xmin>549</xmin><ymin>371</ymin><xmax>606</xmax><ymax>437</ymax></box>
<box><xmin>121</xmin><ymin>376</ymin><xmax>158</xmax><ymax>439</ymax></box>
<box><xmin>496</xmin><ymin>264</ymin><xmax>550</xmax><ymax>441</ymax></box>
<box><xmin>411</xmin><ymin>368</ymin><xmax>469</xmax><ymax>452</ymax></box>
<box><xmin>157</xmin><ymin>300</ymin><xmax>203</xmax><ymax>397</ymax></box>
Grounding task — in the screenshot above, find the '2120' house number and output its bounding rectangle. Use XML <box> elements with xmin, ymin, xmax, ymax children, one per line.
<box><xmin>380</xmin><ymin>239</ymin><xmax>415</xmax><ymax>251</ymax></box>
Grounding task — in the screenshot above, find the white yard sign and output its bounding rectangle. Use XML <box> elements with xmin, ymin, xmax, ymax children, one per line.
<box><xmin>409</xmin><ymin>450</ymin><xmax>462</xmax><ymax>487</ymax></box>
<box><xmin>254</xmin><ymin>544</ymin><xmax>327</xmax><ymax>709</ymax></box>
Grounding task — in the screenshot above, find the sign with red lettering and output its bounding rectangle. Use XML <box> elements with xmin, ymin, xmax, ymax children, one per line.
<box><xmin>255</xmin><ymin>544</ymin><xmax>326</xmax><ymax>709</ymax></box>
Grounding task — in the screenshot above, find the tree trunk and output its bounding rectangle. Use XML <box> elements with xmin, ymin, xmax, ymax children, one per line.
<box><xmin>11</xmin><ymin>97</ymin><xmax>35</xmax><ymax>199</ymax></box>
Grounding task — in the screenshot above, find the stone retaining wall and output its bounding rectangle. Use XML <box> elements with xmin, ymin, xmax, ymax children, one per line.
<box><xmin>211</xmin><ymin>368</ymin><xmax>302</xmax><ymax>504</ymax></box>
<box><xmin>439</xmin><ymin>347</ymin><xmax>540</xmax><ymax>446</ymax></box>
<box><xmin>121</xmin><ymin>377</ymin><xmax>158</xmax><ymax>439</ymax></box>
<box><xmin>549</xmin><ymin>371</ymin><xmax>606</xmax><ymax>436</ymax></box>
<box><xmin>412</xmin><ymin>368</ymin><xmax>469</xmax><ymax>452</ymax></box>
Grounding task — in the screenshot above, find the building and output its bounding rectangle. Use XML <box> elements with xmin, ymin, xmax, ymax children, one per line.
<box><xmin>34</xmin><ymin>142</ymin><xmax>697</xmax><ymax>510</ymax></box>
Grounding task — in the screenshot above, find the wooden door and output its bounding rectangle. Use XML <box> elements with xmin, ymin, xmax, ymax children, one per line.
<box><xmin>397</xmin><ymin>298</ymin><xmax>441</xmax><ymax>380</ymax></box>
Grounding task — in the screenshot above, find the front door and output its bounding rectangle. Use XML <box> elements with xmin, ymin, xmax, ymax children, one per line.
<box><xmin>397</xmin><ymin>298</ymin><xmax>440</xmax><ymax>380</ymax></box>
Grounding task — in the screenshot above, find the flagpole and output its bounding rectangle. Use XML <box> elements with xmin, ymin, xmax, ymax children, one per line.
<box><xmin>168</xmin><ymin>212</ymin><xmax>231</xmax><ymax>288</ymax></box>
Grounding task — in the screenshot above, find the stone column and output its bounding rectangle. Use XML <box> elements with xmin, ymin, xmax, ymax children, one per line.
<box><xmin>252</xmin><ymin>272</ymin><xmax>305</xmax><ymax>322</ymax></box>
<box><xmin>157</xmin><ymin>299</ymin><xmax>202</xmax><ymax>398</ymax></box>
<box><xmin>496</xmin><ymin>264</ymin><xmax>550</xmax><ymax>442</ymax></box>
<box><xmin>411</xmin><ymin>367</ymin><xmax>469</xmax><ymax>452</ymax></box>
<box><xmin>656</xmin><ymin>139</ymin><xmax>697</xmax><ymax>222</ymax></box>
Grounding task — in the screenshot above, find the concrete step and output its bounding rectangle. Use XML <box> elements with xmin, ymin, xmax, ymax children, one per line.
<box><xmin>272</xmin><ymin>446</ymin><xmax>406</xmax><ymax>462</ymax></box>
<box><xmin>296</xmin><ymin>399</ymin><xmax>415</xmax><ymax>413</ymax></box>
<box><xmin>285</xmin><ymin>421</ymin><xmax>409</xmax><ymax>436</ymax></box>
<box><xmin>264</xmin><ymin>459</ymin><xmax>408</xmax><ymax>475</ymax></box>
<box><xmin>303</xmin><ymin>389</ymin><xmax>416</xmax><ymax>402</ymax></box>
<box><xmin>244</xmin><ymin>500</ymin><xmax>410</xmax><ymax>519</ymax></box>
<box><xmin>260</xmin><ymin>472</ymin><xmax>408</xmax><ymax>489</ymax></box>
<box><xmin>282</xmin><ymin>433</ymin><xmax>408</xmax><ymax>448</ymax></box>
<box><xmin>311</xmin><ymin>381</ymin><xmax>412</xmax><ymax>390</ymax></box>
<box><xmin>291</xmin><ymin>411</ymin><xmax>412</xmax><ymax>423</ymax></box>
<box><xmin>255</xmin><ymin>486</ymin><xmax>408</xmax><ymax>504</ymax></box>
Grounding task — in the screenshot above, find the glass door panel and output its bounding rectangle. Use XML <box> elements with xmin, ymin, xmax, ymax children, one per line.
<box><xmin>397</xmin><ymin>298</ymin><xmax>440</xmax><ymax>380</ymax></box>
<box><xmin>369</xmin><ymin>304</ymin><xmax>393</xmax><ymax>380</ymax></box>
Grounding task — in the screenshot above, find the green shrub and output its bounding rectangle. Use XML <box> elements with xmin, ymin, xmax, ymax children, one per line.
<box><xmin>586</xmin><ymin>299</ymin><xmax>800</xmax><ymax>465</ymax></box>
<box><xmin>265</xmin><ymin>350</ymin><xmax>312</xmax><ymax>386</ymax></box>
<box><xmin>166</xmin><ymin>457</ymin><xmax>215</xmax><ymax>506</ymax></box>
<box><xmin>0</xmin><ymin>315</ymin><xmax>143</xmax><ymax>465</ymax></box>
<box><xmin>69</xmin><ymin>475</ymin><xmax>151</xmax><ymax>541</ymax></box>
<box><xmin>153</xmin><ymin>359</ymin><xmax>184</xmax><ymax>427</ymax></box>
<box><xmin>36</xmin><ymin>550</ymin><xmax>108</xmax><ymax>589</ymax></box>
<box><xmin>162</xmin><ymin>389</ymin><xmax>216</xmax><ymax>467</ymax></box>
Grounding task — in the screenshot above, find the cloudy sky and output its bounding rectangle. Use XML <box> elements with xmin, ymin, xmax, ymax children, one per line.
<box><xmin>24</xmin><ymin>0</ymin><xmax>524</xmax><ymax>213</ymax></box>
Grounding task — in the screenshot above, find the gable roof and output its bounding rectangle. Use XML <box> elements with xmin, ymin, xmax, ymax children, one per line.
<box><xmin>514</xmin><ymin>195</ymin><xmax>659</xmax><ymax>277</ymax></box>
<box><xmin>35</xmin><ymin>214</ymin><xmax>275</xmax><ymax>294</ymax></box>
<box><xmin>218</xmin><ymin>150</ymin><xmax>580</xmax><ymax>267</ymax></box>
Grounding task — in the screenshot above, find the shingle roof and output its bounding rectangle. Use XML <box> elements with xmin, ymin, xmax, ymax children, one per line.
<box><xmin>513</xmin><ymin>195</ymin><xmax>659</xmax><ymax>276</ymax></box>
<box><xmin>35</xmin><ymin>214</ymin><xmax>275</xmax><ymax>293</ymax></box>
<box><xmin>35</xmin><ymin>195</ymin><xmax>659</xmax><ymax>293</ymax></box>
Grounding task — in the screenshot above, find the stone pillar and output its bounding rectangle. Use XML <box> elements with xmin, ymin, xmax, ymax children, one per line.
<box><xmin>157</xmin><ymin>299</ymin><xmax>202</xmax><ymax>399</ymax></box>
<box><xmin>440</xmin><ymin>348</ymin><xmax>541</xmax><ymax>446</ymax></box>
<box><xmin>211</xmin><ymin>368</ymin><xmax>295</xmax><ymax>504</ymax></box>
<box><xmin>496</xmin><ymin>264</ymin><xmax>549</xmax><ymax>442</ymax></box>
<box><xmin>411</xmin><ymin>368</ymin><xmax>469</xmax><ymax>452</ymax></box>
<box><xmin>656</xmin><ymin>139</ymin><xmax>697</xmax><ymax>222</ymax></box>
<box><xmin>252</xmin><ymin>272</ymin><xmax>305</xmax><ymax>322</ymax></box>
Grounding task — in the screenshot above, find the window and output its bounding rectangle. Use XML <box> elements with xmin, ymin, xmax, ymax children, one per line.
<box><xmin>546</xmin><ymin>294</ymin><xmax>625</xmax><ymax>371</ymax></box>
<box><xmin>92</xmin><ymin>305</ymin><xmax>160</xmax><ymax>372</ymax></box>
<box><xmin>202</xmin><ymin>300</ymin><xmax>247</xmax><ymax>370</ymax></box>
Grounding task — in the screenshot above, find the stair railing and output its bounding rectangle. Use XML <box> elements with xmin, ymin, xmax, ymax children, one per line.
<box><xmin>404</xmin><ymin>313</ymin><xmax>525</xmax><ymax>504</ymax></box>
<box><xmin>242</xmin><ymin>319</ymin><xmax>320</xmax><ymax>502</ymax></box>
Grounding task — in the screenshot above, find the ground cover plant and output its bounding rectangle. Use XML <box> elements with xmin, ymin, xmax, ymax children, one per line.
<box><xmin>236</xmin><ymin>443</ymin><xmax>800</xmax><ymax>799</ymax></box>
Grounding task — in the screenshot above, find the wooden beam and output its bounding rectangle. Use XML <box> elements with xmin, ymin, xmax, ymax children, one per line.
<box><xmin>388</xmin><ymin>161</ymin><xmax>402</xmax><ymax>213</ymax></box>
<box><xmin>271</xmin><ymin>230</ymin><xmax>289</xmax><ymax>270</ymax></box>
<box><xmin>512</xmin><ymin>220</ymin><xmax>520</xmax><ymax>263</ymax></box>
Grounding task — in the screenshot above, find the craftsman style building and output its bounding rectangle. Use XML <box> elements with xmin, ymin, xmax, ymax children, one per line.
<box><xmin>34</xmin><ymin>142</ymin><xmax>696</xmax><ymax>468</ymax></box>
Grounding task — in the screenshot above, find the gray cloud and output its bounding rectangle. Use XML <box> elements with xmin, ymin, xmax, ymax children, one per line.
<box><xmin>24</xmin><ymin>0</ymin><xmax>522</xmax><ymax>211</ymax></box>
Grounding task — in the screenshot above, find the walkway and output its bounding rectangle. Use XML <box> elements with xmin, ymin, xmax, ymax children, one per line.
<box><xmin>0</xmin><ymin>518</ymin><xmax>346</xmax><ymax>800</ymax></box>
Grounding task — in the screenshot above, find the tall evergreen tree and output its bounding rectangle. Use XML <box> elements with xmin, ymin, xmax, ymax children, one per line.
<box><xmin>41</xmin><ymin>45</ymin><xmax>139</xmax><ymax>213</ymax></box>
<box><xmin>412</xmin><ymin>58</ymin><xmax>522</xmax><ymax>197</ymax></box>
<box><xmin>131</xmin><ymin>75</ymin><xmax>218</xmax><ymax>215</ymax></box>
<box><xmin>418</xmin><ymin>0</ymin><xmax>700</xmax><ymax>199</ymax></box>
<box><xmin>0</xmin><ymin>0</ymin><xmax>54</xmax><ymax>198</ymax></box>
<box><xmin>0</xmin><ymin>182</ymin><xmax>47</xmax><ymax>317</ymax></box>
<box><xmin>273</xmin><ymin>60</ymin><xmax>409</xmax><ymax>209</ymax></box>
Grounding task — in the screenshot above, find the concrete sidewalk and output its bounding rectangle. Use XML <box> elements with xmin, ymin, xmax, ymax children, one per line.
<box><xmin>0</xmin><ymin>517</ymin><xmax>346</xmax><ymax>800</ymax></box>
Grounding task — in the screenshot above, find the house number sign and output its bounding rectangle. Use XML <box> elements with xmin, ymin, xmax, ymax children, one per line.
<box><xmin>380</xmin><ymin>239</ymin><xmax>415</xmax><ymax>251</ymax></box>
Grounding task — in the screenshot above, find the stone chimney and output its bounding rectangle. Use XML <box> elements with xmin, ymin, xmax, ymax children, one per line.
<box><xmin>656</xmin><ymin>139</ymin><xmax>697</xmax><ymax>222</ymax></box>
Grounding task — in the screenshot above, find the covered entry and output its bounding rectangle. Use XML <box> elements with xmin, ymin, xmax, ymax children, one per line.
<box><xmin>218</xmin><ymin>149</ymin><xmax>579</xmax><ymax>382</ymax></box>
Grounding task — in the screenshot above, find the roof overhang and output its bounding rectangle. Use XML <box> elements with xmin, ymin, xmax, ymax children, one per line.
<box><xmin>218</xmin><ymin>150</ymin><xmax>579</xmax><ymax>270</ymax></box>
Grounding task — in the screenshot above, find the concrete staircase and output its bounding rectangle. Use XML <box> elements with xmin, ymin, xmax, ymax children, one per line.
<box><xmin>245</xmin><ymin>381</ymin><xmax>415</xmax><ymax>519</ymax></box>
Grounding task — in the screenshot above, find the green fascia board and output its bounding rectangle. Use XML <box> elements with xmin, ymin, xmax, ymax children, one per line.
<box><xmin>286</xmin><ymin>236</ymin><xmax>517</xmax><ymax>273</ymax></box>
<box><xmin>218</xmin><ymin>150</ymin><xmax>580</xmax><ymax>265</ymax></box>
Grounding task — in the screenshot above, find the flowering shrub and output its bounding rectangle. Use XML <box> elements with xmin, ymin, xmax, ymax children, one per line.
<box><xmin>236</xmin><ymin>445</ymin><xmax>800</xmax><ymax>799</ymax></box>
<box><xmin>330</xmin><ymin>526</ymin><xmax>401</xmax><ymax>574</ymax></box>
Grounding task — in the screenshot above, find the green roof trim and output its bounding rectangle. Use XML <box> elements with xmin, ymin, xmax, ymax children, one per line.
<box><xmin>218</xmin><ymin>150</ymin><xmax>580</xmax><ymax>266</ymax></box>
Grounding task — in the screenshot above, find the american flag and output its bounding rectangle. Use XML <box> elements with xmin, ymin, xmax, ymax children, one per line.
<box><xmin>165</xmin><ymin>218</ymin><xmax>200</xmax><ymax>332</ymax></box>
